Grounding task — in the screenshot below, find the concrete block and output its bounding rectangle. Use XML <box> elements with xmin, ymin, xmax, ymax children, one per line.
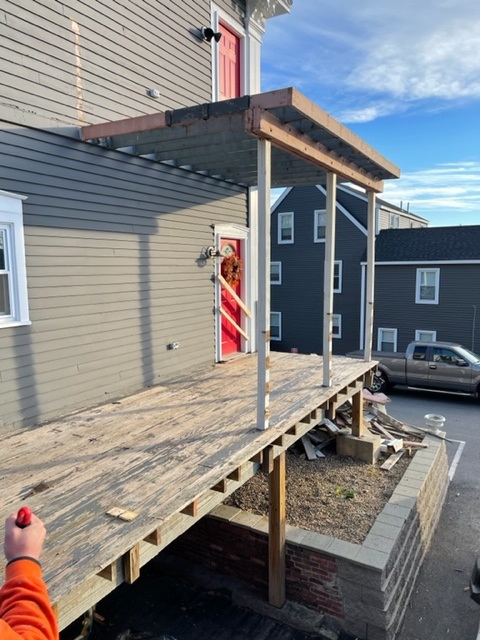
<box><xmin>336</xmin><ymin>433</ymin><xmax>382</xmax><ymax>464</ymax></box>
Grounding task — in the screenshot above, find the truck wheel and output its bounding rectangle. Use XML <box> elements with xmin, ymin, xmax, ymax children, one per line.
<box><xmin>368</xmin><ymin>371</ymin><xmax>389</xmax><ymax>394</ymax></box>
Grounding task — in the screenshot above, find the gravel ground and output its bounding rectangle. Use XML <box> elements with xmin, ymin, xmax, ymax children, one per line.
<box><xmin>225</xmin><ymin>445</ymin><xmax>412</xmax><ymax>544</ymax></box>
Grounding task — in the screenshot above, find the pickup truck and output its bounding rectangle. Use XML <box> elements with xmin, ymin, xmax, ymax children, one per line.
<box><xmin>348</xmin><ymin>341</ymin><xmax>480</xmax><ymax>398</ymax></box>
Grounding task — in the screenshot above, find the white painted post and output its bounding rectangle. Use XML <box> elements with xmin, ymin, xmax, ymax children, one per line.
<box><xmin>323</xmin><ymin>172</ymin><xmax>337</xmax><ymax>387</ymax></box>
<box><xmin>257</xmin><ymin>138</ymin><xmax>272</xmax><ymax>430</ymax></box>
<box><xmin>364</xmin><ymin>190</ymin><xmax>376</xmax><ymax>360</ymax></box>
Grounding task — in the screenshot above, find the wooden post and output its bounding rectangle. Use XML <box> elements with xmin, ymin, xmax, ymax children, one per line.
<box><xmin>269</xmin><ymin>451</ymin><xmax>286</xmax><ymax>608</ymax></box>
<box><xmin>351</xmin><ymin>389</ymin><xmax>366</xmax><ymax>436</ymax></box>
<box><xmin>323</xmin><ymin>171</ymin><xmax>337</xmax><ymax>387</ymax></box>
<box><xmin>257</xmin><ymin>138</ymin><xmax>272</xmax><ymax>430</ymax></box>
<box><xmin>364</xmin><ymin>190</ymin><xmax>376</xmax><ymax>361</ymax></box>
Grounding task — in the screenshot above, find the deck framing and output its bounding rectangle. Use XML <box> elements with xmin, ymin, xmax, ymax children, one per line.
<box><xmin>0</xmin><ymin>353</ymin><xmax>376</xmax><ymax>629</ymax></box>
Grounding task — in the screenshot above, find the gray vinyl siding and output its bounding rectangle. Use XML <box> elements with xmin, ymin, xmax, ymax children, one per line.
<box><xmin>377</xmin><ymin>209</ymin><xmax>426</xmax><ymax>230</ymax></box>
<box><xmin>0</xmin><ymin>125</ymin><xmax>247</xmax><ymax>430</ymax></box>
<box><xmin>374</xmin><ymin>264</ymin><xmax>480</xmax><ymax>353</ymax></box>
<box><xmin>0</xmin><ymin>0</ymin><xmax>217</xmax><ymax>129</ymax></box>
<box><xmin>270</xmin><ymin>185</ymin><xmax>365</xmax><ymax>355</ymax></box>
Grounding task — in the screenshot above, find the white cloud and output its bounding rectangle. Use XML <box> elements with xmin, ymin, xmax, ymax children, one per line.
<box><xmin>263</xmin><ymin>0</ymin><xmax>480</xmax><ymax>122</ymax></box>
<box><xmin>382</xmin><ymin>162</ymin><xmax>480</xmax><ymax>223</ymax></box>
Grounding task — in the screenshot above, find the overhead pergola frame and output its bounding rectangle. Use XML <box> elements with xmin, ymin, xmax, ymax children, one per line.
<box><xmin>81</xmin><ymin>87</ymin><xmax>400</xmax><ymax>609</ymax></box>
<box><xmin>81</xmin><ymin>87</ymin><xmax>399</xmax><ymax>192</ymax></box>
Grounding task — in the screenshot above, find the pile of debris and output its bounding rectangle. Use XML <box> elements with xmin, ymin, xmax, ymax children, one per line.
<box><xmin>298</xmin><ymin>390</ymin><xmax>439</xmax><ymax>471</ymax></box>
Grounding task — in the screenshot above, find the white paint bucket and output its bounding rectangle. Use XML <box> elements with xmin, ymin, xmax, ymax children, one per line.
<box><xmin>424</xmin><ymin>414</ymin><xmax>446</xmax><ymax>430</ymax></box>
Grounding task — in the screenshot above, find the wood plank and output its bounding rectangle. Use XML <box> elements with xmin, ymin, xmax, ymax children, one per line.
<box><xmin>268</xmin><ymin>451</ymin><xmax>286</xmax><ymax>608</ymax></box>
<box><xmin>262</xmin><ymin>446</ymin><xmax>275</xmax><ymax>474</ymax></box>
<box><xmin>97</xmin><ymin>563</ymin><xmax>117</xmax><ymax>581</ymax></box>
<box><xmin>124</xmin><ymin>544</ymin><xmax>140</xmax><ymax>584</ymax></box>
<box><xmin>144</xmin><ymin>528</ymin><xmax>162</xmax><ymax>546</ymax></box>
<box><xmin>217</xmin><ymin>274</ymin><xmax>252</xmax><ymax>318</ymax></box>
<box><xmin>301</xmin><ymin>436</ymin><xmax>317</xmax><ymax>461</ymax></box>
<box><xmin>219</xmin><ymin>306</ymin><xmax>250</xmax><ymax>341</ymax></box>
<box><xmin>227</xmin><ymin>468</ymin><xmax>242</xmax><ymax>481</ymax></box>
<box><xmin>380</xmin><ymin>450</ymin><xmax>405</xmax><ymax>471</ymax></box>
<box><xmin>181</xmin><ymin>501</ymin><xmax>198</xmax><ymax>517</ymax></box>
<box><xmin>212</xmin><ymin>479</ymin><xmax>228</xmax><ymax>493</ymax></box>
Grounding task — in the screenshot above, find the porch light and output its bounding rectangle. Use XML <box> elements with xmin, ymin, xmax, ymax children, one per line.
<box><xmin>206</xmin><ymin>246</ymin><xmax>223</xmax><ymax>260</ymax></box>
<box><xmin>201</xmin><ymin>27</ymin><xmax>222</xmax><ymax>43</ymax></box>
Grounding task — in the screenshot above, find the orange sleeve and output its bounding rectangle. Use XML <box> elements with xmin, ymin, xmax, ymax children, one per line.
<box><xmin>0</xmin><ymin>559</ymin><xmax>58</xmax><ymax>640</ymax></box>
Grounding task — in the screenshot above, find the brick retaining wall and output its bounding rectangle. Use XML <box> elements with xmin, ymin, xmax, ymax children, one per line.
<box><xmin>170</xmin><ymin>434</ymin><xmax>448</xmax><ymax>640</ymax></box>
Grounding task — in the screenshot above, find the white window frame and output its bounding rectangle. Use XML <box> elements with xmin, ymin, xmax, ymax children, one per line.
<box><xmin>377</xmin><ymin>328</ymin><xmax>398</xmax><ymax>352</ymax></box>
<box><xmin>415</xmin><ymin>330</ymin><xmax>437</xmax><ymax>342</ymax></box>
<box><xmin>0</xmin><ymin>191</ymin><xmax>30</xmax><ymax>328</ymax></box>
<box><xmin>270</xmin><ymin>261</ymin><xmax>282</xmax><ymax>285</ymax></box>
<box><xmin>332</xmin><ymin>314</ymin><xmax>342</xmax><ymax>339</ymax></box>
<box><xmin>389</xmin><ymin>213</ymin><xmax>400</xmax><ymax>228</ymax></box>
<box><xmin>333</xmin><ymin>260</ymin><xmax>342</xmax><ymax>293</ymax></box>
<box><xmin>416</xmin><ymin>268</ymin><xmax>440</xmax><ymax>304</ymax></box>
<box><xmin>278</xmin><ymin>212</ymin><xmax>294</xmax><ymax>244</ymax></box>
<box><xmin>270</xmin><ymin>311</ymin><xmax>282</xmax><ymax>341</ymax></box>
<box><xmin>314</xmin><ymin>209</ymin><xmax>327</xmax><ymax>242</ymax></box>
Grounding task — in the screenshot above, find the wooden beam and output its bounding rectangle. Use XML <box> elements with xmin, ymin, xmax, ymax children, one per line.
<box><xmin>144</xmin><ymin>527</ymin><xmax>162</xmax><ymax>546</ymax></box>
<box><xmin>250</xmin><ymin>87</ymin><xmax>400</xmax><ymax>181</ymax></box>
<box><xmin>181</xmin><ymin>500</ymin><xmax>198</xmax><ymax>517</ymax></box>
<box><xmin>351</xmin><ymin>390</ymin><xmax>367</xmax><ymax>437</ymax></box>
<box><xmin>212</xmin><ymin>478</ymin><xmax>228</xmax><ymax>493</ymax></box>
<box><xmin>269</xmin><ymin>451</ymin><xmax>286</xmax><ymax>608</ymax></box>
<box><xmin>227</xmin><ymin>467</ymin><xmax>242</xmax><ymax>481</ymax></box>
<box><xmin>256</xmin><ymin>138</ymin><xmax>272</xmax><ymax>430</ymax></box>
<box><xmin>262</xmin><ymin>445</ymin><xmax>275</xmax><ymax>474</ymax></box>
<box><xmin>124</xmin><ymin>544</ymin><xmax>140</xmax><ymax>584</ymax></box>
<box><xmin>97</xmin><ymin>562</ymin><xmax>117</xmax><ymax>581</ymax></box>
<box><xmin>364</xmin><ymin>190</ymin><xmax>376</xmax><ymax>360</ymax></box>
<box><xmin>247</xmin><ymin>108</ymin><xmax>385</xmax><ymax>193</ymax></box>
<box><xmin>323</xmin><ymin>171</ymin><xmax>336</xmax><ymax>387</ymax></box>
<box><xmin>81</xmin><ymin>112</ymin><xmax>168</xmax><ymax>141</ymax></box>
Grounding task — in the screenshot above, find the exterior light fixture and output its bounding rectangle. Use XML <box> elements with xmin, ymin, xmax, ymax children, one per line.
<box><xmin>201</xmin><ymin>27</ymin><xmax>222</xmax><ymax>43</ymax></box>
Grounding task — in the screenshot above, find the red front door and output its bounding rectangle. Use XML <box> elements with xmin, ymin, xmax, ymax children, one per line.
<box><xmin>220</xmin><ymin>238</ymin><xmax>243</xmax><ymax>357</ymax></box>
<box><xmin>219</xmin><ymin>23</ymin><xmax>241</xmax><ymax>100</ymax></box>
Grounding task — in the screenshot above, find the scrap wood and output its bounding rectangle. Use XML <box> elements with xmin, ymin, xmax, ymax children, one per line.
<box><xmin>387</xmin><ymin>438</ymin><xmax>404</xmax><ymax>453</ymax></box>
<box><xmin>403</xmin><ymin>440</ymin><xmax>429</xmax><ymax>448</ymax></box>
<box><xmin>319</xmin><ymin>418</ymin><xmax>341</xmax><ymax>434</ymax></box>
<box><xmin>380</xmin><ymin>450</ymin><xmax>405</xmax><ymax>471</ymax></box>
<box><xmin>308</xmin><ymin>430</ymin><xmax>331</xmax><ymax>444</ymax></box>
<box><xmin>301</xmin><ymin>435</ymin><xmax>317</xmax><ymax>461</ymax></box>
<box><xmin>370</xmin><ymin>419</ymin><xmax>395</xmax><ymax>439</ymax></box>
<box><xmin>106</xmin><ymin>508</ymin><xmax>139</xmax><ymax>522</ymax></box>
<box><xmin>369</xmin><ymin>405</ymin><xmax>453</xmax><ymax>442</ymax></box>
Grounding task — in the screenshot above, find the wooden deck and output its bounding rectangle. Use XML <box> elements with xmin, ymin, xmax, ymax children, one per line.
<box><xmin>0</xmin><ymin>352</ymin><xmax>375</xmax><ymax>629</ymax></box>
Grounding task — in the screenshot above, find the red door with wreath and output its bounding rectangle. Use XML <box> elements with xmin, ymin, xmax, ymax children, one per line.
<box><xmin>220</xmin><ymin>238</ymin><xmax>243</xmax><ymax>357</ymax></box>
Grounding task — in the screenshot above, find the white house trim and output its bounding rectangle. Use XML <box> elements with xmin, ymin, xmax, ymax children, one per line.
<box><xmin>367</xmin><ymin>260</ymin><xmax>480</xmax><ymax>266</ymax></box>
<box><xmin>270</xmin><ymin>187</ymin><xmax>293</xmax><ymax>213</ymax></box>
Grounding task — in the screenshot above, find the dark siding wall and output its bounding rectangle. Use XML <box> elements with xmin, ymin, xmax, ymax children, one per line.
<box><xmin>0</xmin><ymin>125</ymin><xmax>247</xmax><ymax>430</ymax></box>
<box><xmin>271</xmin><ymin>185</ymin><xmax>366</xmax><ymax>355</ymax></box>
<box><xmin>374</xmin><ymin>264</ymin><xmax>480</xmax><ymax>353</ymax></box>
<box><xmin>0</xmin><ymin>0</ymin><xmax>216</xmax><ymax>128</ymax></box>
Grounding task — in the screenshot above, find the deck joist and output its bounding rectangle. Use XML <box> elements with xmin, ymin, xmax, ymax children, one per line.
<box><xmin>0</xmin><ymin>353</ymin><xmax>375</xmax><ymax>629</ymax></box>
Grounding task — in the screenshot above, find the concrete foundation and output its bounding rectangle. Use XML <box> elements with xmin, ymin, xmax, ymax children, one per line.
<box><xmin>336</xmin><ymin>433</ymin><xmax>382</xmax><ymax>464</ymax></box>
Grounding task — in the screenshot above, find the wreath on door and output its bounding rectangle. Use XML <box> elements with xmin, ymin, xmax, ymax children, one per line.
<box><xmin>221</xmin><ymin>254</ymin><xmax>243</xmax><ymax>287</ymax></box>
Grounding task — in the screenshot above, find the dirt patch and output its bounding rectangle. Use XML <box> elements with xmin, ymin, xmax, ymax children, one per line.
<box><xmin>225</xmin><ymin>446</ymin><xmax>412</xmax><ymax>544</ymax></box>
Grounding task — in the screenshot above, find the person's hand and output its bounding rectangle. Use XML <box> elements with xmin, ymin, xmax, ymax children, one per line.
<box><xmin>4</xmin><ymin>512</ymin><xmax>46</xmax><ymax>563</ymax></box>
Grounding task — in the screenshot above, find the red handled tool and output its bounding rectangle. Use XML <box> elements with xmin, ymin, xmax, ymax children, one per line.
<box><xmin>16</xmin><ymin>506</ymin><xmax>32</xmax><ymax>528</ymax></box>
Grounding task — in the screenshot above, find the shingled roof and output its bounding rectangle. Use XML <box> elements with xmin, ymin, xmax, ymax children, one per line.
<box><xmin>375</xmin><ymin>225</ymin><xmax>480</xmax><ymax>262</ymax></box>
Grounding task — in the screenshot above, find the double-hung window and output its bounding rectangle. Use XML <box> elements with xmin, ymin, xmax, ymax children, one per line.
<box><xmin>0</xmin><ymin>191</ymin><xmax>30</xmax><ymax>327</ymax></box>
<box><xmin>270</xmin><ymin>312</ymin><xmax>282</xmax><ymax>340</ymax></box>
<box><xmin>270</xmin><ymin>262</ymin><xmax>282</xmax><ymax>285</ymax></box>
<box><xmin>378</xmin><ymin>328</ymin><xmax>397</xmax><ymax>352</ymax></box>
<box><xmin>314</xmin><ymin>209</ymin><xmax>326</xmax><ymax>242</ymax></box>
<box><xmin>278</xmin><ymin>212</ymin><xmax>294</xmax><ymax>244</ymax></box>
<box><xmin>415</xmin><ymin>330</ymin><xmax>437</xmax><ymax>342</ymax></box>
<box><xmin>332</xmin><ymin>314</ymin><xmax>342</xmax><ymax>338</ymax></box>
<box><xmin>333</xmin><ymin>261</ymin><xmax>342</xmax><ymax>293</ymax></box>
<box><xmin>416</xmin><ymin>268</ymin><xmax>440</xmax><ymax>304</ymax></box>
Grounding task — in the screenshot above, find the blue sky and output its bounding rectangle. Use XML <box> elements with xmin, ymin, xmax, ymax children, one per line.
<box><xmin>262</xmin><ymin>0</ymin><xmax>480</xmax><ymax>227</ymax></box>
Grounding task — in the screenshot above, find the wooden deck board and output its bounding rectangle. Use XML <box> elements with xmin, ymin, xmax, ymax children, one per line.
<box><xmin>0</xmin><ymin>353</ymin><xmax>375</xmax><ymax>627</ymax></box>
